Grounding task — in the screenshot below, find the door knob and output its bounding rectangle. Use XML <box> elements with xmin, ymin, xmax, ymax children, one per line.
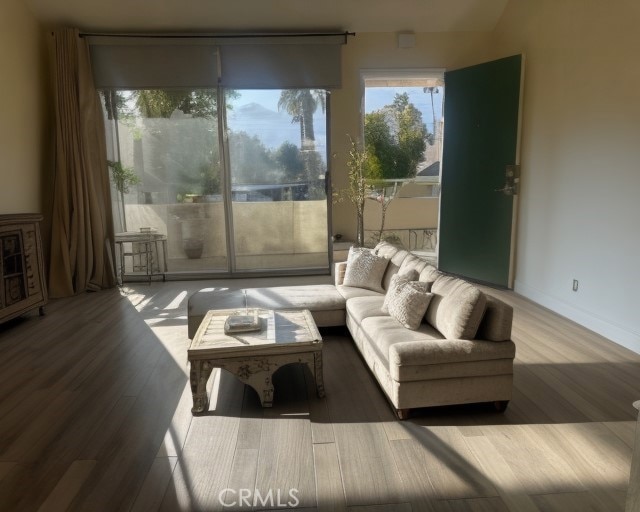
<box><xmin>495</xmin><ymin>164</ymin><xmax>520</xmax><ymax>196</ymax></box>
<box><xmin>494</xmin><ymin>185</ymin><xmax>516</xmax><ymax>195</ymax></box>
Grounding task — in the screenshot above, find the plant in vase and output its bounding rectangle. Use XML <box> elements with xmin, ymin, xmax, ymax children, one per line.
<box><xmin>333</xmin><ymin>137</ymin><xmax>381</xmax><ymax>247</ymax></box>
<box><xmin>367</xmin><ymin>181</ymin><xmax>399</xmax><ymax>244</ymax></box>
<box><xmin>107</xmin><ymin>160</ymin><xmax>141</xmax><ymax>232</ymax></box>
<box><xmin>176</xmin><ymin>162</ymin><xmax>221</xmax><ymax>259</ymax></box>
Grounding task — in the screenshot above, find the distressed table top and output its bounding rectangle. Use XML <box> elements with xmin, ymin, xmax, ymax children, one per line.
<box><xmin>189</xmin><ymin>308</ymin><xmax>322</xmax><ymax>359</ymax></box>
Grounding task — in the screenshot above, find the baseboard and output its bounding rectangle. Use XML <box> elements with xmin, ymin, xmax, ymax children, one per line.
<box><xmin>514</xmin><ymin>279</ymin><xmax>640</xmax><ymax>355</ymax></box>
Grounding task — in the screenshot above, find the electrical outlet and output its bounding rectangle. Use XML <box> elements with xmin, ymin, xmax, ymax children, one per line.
<box><xmin>572</xmin><ymin>279</ymin><xmax>579</xmax><ymax>292</ymax></box>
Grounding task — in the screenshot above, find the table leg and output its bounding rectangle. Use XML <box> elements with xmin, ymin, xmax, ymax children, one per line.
<box><xmin>302</xmin><ymin>352</ymin><xmax>325</xmax><ymax>399</ymax></box>
<box><xmin>146</xmin><ymin>240</ymin><xmax>152</xmax><ymax>285</ymax></box>
<box><xmin>161</xmin><ymin>238</ymin><xmax>168</xmax><ymax>281</ymax></box>
<box><xmin>203</xmin><ymin>351</ymin><xmax>323</xmax><ymax>409</ymax></box>
<box><xmin>118</xmin><ymin>242</ymin><xmax>125</xmax><ymax>285</ymax></box>
<box><xmin>248</xmin><ymin>373</ymin><xmax>275</xmax><ymax>407</ymax></box>
<box><xmin>190</xmin><ymin>360</ymin><xmax>213</xmax><ymax>414</ymax></box>
<box><xmin>314</xmin><ymin>350</ymin><xmax>326</xmax><ymax>398</ymax></box>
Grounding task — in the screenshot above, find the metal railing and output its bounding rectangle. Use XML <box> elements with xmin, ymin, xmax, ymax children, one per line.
<box><xmin>364</xmin><ymin>227</ymin><xmax>438</xmax><ymax>253</ymax></box>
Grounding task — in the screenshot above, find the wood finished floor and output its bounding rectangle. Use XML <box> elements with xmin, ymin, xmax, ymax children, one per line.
<box><xmin>0</xmin><ymin>277</ymin><xmax>638</xmax><ymax>511</ymax></box>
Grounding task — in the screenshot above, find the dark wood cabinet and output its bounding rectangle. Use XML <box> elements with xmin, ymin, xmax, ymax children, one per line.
<box><xmin>0</xmin><ymin>214</ymin><xmax>47</xmax><ymax>324</ymax></box>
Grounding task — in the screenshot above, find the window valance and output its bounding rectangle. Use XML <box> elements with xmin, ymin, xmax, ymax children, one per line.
<box><xmin>87</xmin><ymin>33</ymin><xmax>349</xmax><ymax>90</ymax></box>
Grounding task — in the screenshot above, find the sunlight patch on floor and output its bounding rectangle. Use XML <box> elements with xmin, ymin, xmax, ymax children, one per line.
<box><xmin>165</xmin><ymin>291</ymin><xmax>188</xmax><ymax>310</ymax></box>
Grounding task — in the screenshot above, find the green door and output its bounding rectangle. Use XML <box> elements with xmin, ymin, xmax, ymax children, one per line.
<box><xmin>439</xmin><ymin>54</ymin><xmax>523</xmax><ymax>287</ymax></box>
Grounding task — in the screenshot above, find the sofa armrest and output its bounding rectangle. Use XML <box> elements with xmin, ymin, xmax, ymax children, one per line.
<box><xmin>334</xmin><ymin>261</ymin><xmax>347</xmax><ymax>286</ymax></box>
<box><xmin>389</xmin><ymin>338</ymin><xmax>516</xmax><ymax>367</ymax></box>
<box><xmin>476</xmin><ymin>295</ymin><xmax>513</xmax><ymax>341</ymax></box>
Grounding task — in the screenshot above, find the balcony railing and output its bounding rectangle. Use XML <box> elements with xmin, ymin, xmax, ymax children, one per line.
<box><xmin>364</xmin><ymin>227</ymin><xmax>438</xmax><ymax>265</ymax></box>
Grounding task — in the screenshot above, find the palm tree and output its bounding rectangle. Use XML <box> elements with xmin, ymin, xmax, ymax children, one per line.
<box><xmin>131</xmin><ymin>89</ymin><xmax>217</xmax><ymax>119</ymax></box>
<box><xmin>278</xmin><ymin>90</ymin><xmax>326</xmax><ymax>150</ymax></box>
<box><xmin>423</xmin><ymin>86</ymin><xmax>439</xmax><ymax>143</ymax></box>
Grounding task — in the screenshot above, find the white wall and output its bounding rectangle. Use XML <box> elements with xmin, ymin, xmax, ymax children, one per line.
<box><xmin>490</xmin><ymin>0</ymin><xmax>640</xmax><ymax>352</ymax></box>
<box><xmin>0</xmin><ymin>0</ymin><xmax>48</xmax><ymax>215</ymax></box>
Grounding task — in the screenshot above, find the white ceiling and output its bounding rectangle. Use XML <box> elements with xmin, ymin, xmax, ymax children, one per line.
<box><xmin>23</xmin><ymin>0</ymin><xmax>509</xmax><ymax>34</ymax></box>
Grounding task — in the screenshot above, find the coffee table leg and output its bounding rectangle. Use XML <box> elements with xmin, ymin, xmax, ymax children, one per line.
<box><xmin>190</xmin><ymin>360</ymin><xmax>213</xmax><ymax>414</ymax></box>
<box><xmin>244</xmin><ymin>372</ymin><xmax>275</xmax><ymax>407</ymax></box>
<box><xmin>314</xmin><ymin>350</ymin><xmax>325</xmax><ymax>398</ymax></box>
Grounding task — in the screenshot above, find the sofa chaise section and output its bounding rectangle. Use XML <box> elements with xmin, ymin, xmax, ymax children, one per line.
<box><xmin>188</xmin><ymin>284</ymin><xmax>350</xmax><ymax>339</ymax></box>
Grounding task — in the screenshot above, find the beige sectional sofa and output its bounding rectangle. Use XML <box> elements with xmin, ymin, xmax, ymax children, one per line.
<box><xmin>187</xmin><ymin>241</ymin><xmax>516</xmax><ymax>419</ymax></box>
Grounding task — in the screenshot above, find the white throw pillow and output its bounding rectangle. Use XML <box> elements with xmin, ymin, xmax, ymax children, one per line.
<box><xmin>388</xmin><ymin>281</ymin><xmax>433</xmax><ymax>330</ymax></box>
<box><xmin>381</xmin><ymin>270</ymin><xmax>419</xmax><ymax>314</ymax></box>
<box><xmin>346</xmin><ymin>245</ymin><xmax>371</xmax><ymax>264</ymax></box>
<box><xmin>343</xmin><ymin>248</ymin><xmax>389</xmax><ymax>293</ymax></box>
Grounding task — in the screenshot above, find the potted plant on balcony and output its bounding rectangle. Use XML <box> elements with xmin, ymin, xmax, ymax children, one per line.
<box><xmin>334</xmin><ymin>137</ymin><xmax>381</xmax><ymax>247</ymax></box>
<box><xmin>367</xmin><ymin>181</ymin><xmax>399</xmax><ymax>245</ymax></box>
<box><xmin>176</xmin><ymin>162</ymin><xmax>221</xmax><ymax>259</ymax></box>
<box><xmin>107</xmin><ymin>160</ymin><xmax>141</xmax><ymax>232</ymax></box>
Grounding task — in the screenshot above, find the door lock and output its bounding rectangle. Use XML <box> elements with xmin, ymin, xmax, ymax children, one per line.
<box><xmin>495</xmin><ymin>164</ymin><xmax>520</xmax><ymax>196</ymax></box>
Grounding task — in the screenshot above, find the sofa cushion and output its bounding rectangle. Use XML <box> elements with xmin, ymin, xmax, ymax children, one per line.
<box><xmin>388</xmin><ymin>335</ymin><xmax>516</xmax><ymax>367</ymax></box>
<box><xmin>426</xmin><ymin>275</ymin><xmax>487</xmax><ymax>340</ymax></box>
<box><xmin>388</xmin><ymin>283</ymin><xmax>433</xmax><ymax>330</ymax></box>
<box><xmin>398</xmin><ymin>253</ymin><xmax>431</xmax><ymax>277</ymax></box>
<box><xmin>337</xmin><ymin>285</ymin><xmax>383</xmax><ymax>301</ymax></box>
<box><xmin>243</xmin><ymin>285</ymin><xmax>345</xmax><ymax>311</ymax></box>
<box><xmin>359</xmin><ymin>316</ymin><xmax>444</xmax><ymax>367</ymax></box>
<box><xmin>345</xmin><ymin>295</ymin><xmax>386</xmax><ymax>323</ymax></box>
<box><xmin>373</xmin><ymin>241</ymin><xmax>411</xmax><ymax>291</ymax></box>
<box><xmin>358</xmin><ymin>316</ymin><xmax>516</xmax><ymax>370</ymax></box>
<box><xmin>188</xmin><ymin>284</ymin><xmax>345</xmax><ymax>338</ymax></box>
<box><xmin>373</xmin><ymin>240</ymin><xmax>402</xmax><ymax>259</ymax></box>
<box><xmin>343</xmin><ymin>248</ymin><xmax>389</xmax><ymax>293</ymax></box>
<box><xmin>418</xmin><ymin>264</ymin><xmax>441</xmax><ymax>286</ymax></box>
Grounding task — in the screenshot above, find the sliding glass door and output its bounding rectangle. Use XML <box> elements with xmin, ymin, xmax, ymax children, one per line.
<box><xmin>102</xmin><ymin>87</ymin><xmax>330</xmax><ymax>275</ymax></box>
<box><xmin>225</xmin><ymin>89</ymin><xmax>329</xmax><ymax>271</ymax></box>
<box><xmin>102</xmin><ymin>89</ymin><xmax>228</xmax><ymax>273</ymax></box>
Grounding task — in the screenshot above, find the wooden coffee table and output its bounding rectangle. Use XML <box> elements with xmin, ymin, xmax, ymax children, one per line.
<box><xmin>188</xmin><ymin>308</ymin><xmax>325</xmax><ymax>414</ymax></box>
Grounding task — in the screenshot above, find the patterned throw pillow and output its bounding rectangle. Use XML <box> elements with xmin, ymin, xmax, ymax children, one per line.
<box><xmin>381</xmin><ymin>270</ymin><xmax>419</xmax><ymax>313</ymax></box>
<box><xmin>342</xmin><ymin>248</ymin><xmax>389</xmax><ymax>293</ymax></box>
<box><xmin>386</xmin><ymin>278</ymin><xmax>432</xmax><ymax>330</ymax></box>
<box><xmin>346</xmin><ymin>245</ymin><xmax>371</xmax><ymax>264</ymax></box>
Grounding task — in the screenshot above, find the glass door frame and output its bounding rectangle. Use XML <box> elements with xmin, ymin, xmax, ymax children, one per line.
<box><xmin>217</xmin><ymin>86</ymin><xmax>236</xmax><ymax>275</ymax></box>
<box><xmin>216</xmin><ymin>86</ymin><xmax>333</xmax><ymax>277</ymax></box>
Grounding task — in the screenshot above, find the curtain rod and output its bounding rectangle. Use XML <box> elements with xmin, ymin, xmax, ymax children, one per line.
<box><xmin>79</xmin><ymin>31</ymin><xmax>355</xmax><ymax>39</ymax></box>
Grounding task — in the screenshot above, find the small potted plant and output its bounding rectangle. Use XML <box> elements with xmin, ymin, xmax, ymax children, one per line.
<box><xmin>333</xmin><ymin>137</ymin><xmax>381</xmax><ymax>247</ymax></box>
<box><xmin>107</xmin><ymin>160</ymin><xmax>140</xmax><ymax>232</ymax></box>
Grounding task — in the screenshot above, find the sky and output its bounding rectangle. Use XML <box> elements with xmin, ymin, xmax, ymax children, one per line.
<box><xmin>228</xmin><ymin>87</ymin><xmax>444</xmax><ymax>151</ymax></box>
<box><xmin>365</xmin><ymin>86</ymin><xmax>444</xmax><ymax>133</ymax></box>
<box><xmin>233</xmin><ymin>86</ymin><xmax>444</xmax><ymax>131</ymax></box>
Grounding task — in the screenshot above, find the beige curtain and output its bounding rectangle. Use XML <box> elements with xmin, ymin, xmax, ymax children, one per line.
<box><xmin>49</xmin><ymin>28</ymin><xmax>116</xmax><ymax>297</ymax></box>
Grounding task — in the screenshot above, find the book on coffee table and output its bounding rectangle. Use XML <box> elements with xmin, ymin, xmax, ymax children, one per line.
<box><xmin>224</xmin><ymin>309</ymin><xmax>261</xmax><ymax>334</ymax></box>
